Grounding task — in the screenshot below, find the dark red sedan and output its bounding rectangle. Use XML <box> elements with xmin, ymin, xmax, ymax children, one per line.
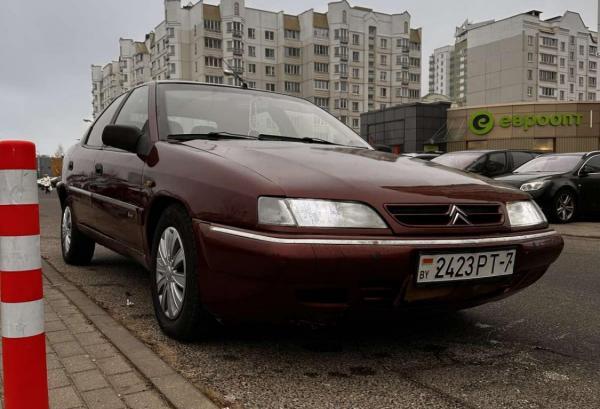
<box><xmin>58</xmin><ymin>82</ymin><xmax>563</xmax><ymax>340</ymax></box>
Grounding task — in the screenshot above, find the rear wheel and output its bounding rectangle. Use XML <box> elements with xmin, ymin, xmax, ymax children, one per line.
<box><xmin>150</xmin><ymin>204</ymin><xmax>215</xmax><ymax>341</ymax></box>
<box><xmin>61</xmin><ymin>204</ymin><xmax>95</xmax><ymax>265</ymax></box>
<box><xmin>552</xmin><ymin>189</ymin><xmax>577</xmax><ymax>223</ymax></box>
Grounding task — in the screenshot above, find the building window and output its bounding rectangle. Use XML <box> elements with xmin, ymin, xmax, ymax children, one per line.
<box><xmin>527</xmin><ymin>69</ymin><xmax>533</xmax><ymax>80</ymax></box>
<box><xmin>579</xmin><ymin>45</ymin><xmax>584</xmax><ymax>56</ymax></box>
<box><xmin>352</xmin><ymin>34</ymin><xmax>360</xmax><ymax>45</ymax></box>
<box><xmin>352</xmin><ymin>101</ymin><xmax>359</xmax><ymax>112</ymax></box>
<box><xmin>539</xmin><ymin>70</ymin><xmax>556</xmax><ymax>82</ymax></box>
<box><xmin>284</xmin><ymin>81</ymin><xmax>301</xmax><ymax>93</ymax></box>
<box><xmin>265</xmin><ymin>30</ymin><xmax>274</xmax><ymax>41</ymax></box>
<box><xmin>540</xmin><ymin>53</ymin><xmax>556</xmax><ymax>65</ymax></box>
<box><xmin>265</xmin><ymin>48</ymin><xmax>275</xmax><ymax>59</ymax></box>
<box><xmin>167</xmin><ymin>27</ymin><xmax>175</xmax><ymax>38</ymax></box>
<box><xmin>204</xmin><ymin>37</ymin><xmax>222</xmax><ymax>49</ymax></box>
<box><xmin>352</xmin><ymin>118</ymin><xmax>359</xmax><ymax>128</ymax></box>
<box><xmin>352</xmin><ymin>68</ymin><xmax>360</xmax><ymax>79</ymax></box>
<box><xmin>285</xmin><ymin>47</ymin><xmax>301</xmax><ymax>58</ymax></box>
<box><xmin>234</xmin><ymin>2</ymin><xmax>240</xmax><ymax>16</ymax></box>
<box><xmin>541</xmin><ymin>36</ymin><xmax>557</xmax><ymax>48</ymax></box>
<box><xmin>284</xmin><ymin>64</ymin><xmax>301</xmax><ymax>76</ymax></box>
<box><xmin>248</xmin><ymin>63</ymin><xmax>256</xmax><ymax>73</ymax></box>
<box><xmin>380</xmin><ymin>71</ymin><xmax>387</xmax><ymax>81</ymax></box>
<box><xmin>527</xmin><ymin>35</ymin><xmax>534</xmax><ymax>46</ymax></box>
<box><xmin>314</xmin><ymin>80</ymin><xmax>329</xmax><ymax>90</ymax></box>
<box><xmin>284</xmin><ymin>29</ymin><xmax>300</xmax><ymax>40</ymax></box>
<box><xmin>589</xmin><ymin>92</ymin><xmax>597</xmax><ymax>101</ymax></box>
<box><xmin>314</xmin><ymin>44</ymin><xmax>329</xmax><ymax>56</ymax></box>
<box><xmin>342</xmin><ymin>10</ymin><xmax>347</xmax><ymax>24</ymax></box>
<box><xmin>248</xmin><ymin>28</ymin><xmax>255</xmax><ymax>39</ymax></box>
<box><xmin>560</xmin><ymin>58</ymin><xmax>565</xmax><ymax>68</ymax></box>
<box><xmin>527</xmin><ymin>53</ymin><xmax>533</xmax><ymax>63</ymax></box>
<box><xmin>265</xmin><ymin>65</ymin><xmax>275</xmax><ymax>76</ymax></box>
<box><xmin>204</xmin><ymin>56</ymin><xmax>222</xmax><ymax>67</ymax></box>
<box><xmin>314</xmin><ymin>62</ymin><xmax>329</xmax><ymax>73</ymax></box>
<box><xmin>266</xmin><ymin>83</ymin><xmax>275</xmax><ymax>92</ymax></box>
<box><xmin>559</xmin><ymin>90</ymin><xmax>565</xmax><ymax>100</ymax></box>
<box><xmin>409</xmin><ymin>89</ymin><xmax>420</xmax><ymax>98</ymax></box>
<box><xmin>527</xmin><ymin>86</ymin><xmax>533</xmax><ymax>97</ymax></box>
<box><xmin>205</xmin><ymin>75</ymin><xmax>223</xmax><ymax>84</ymax></box>
<box><xmin>248</xmin><ymin>46</ymin><xmax>256</xmax><ymax>57</ymax></box>
<box><xmin>352</xmin><ymin>84</ymin><xmax>360</xmax><ymax>94</ymax></box>
<box><xmin>380</xmin><ymin>87</ymin><xmax>387</xmax><ymax>97</ymax></box>
<box><xmin>352</xmin><ymin>51</ymin><xmax>360</xmax><ymax>62</ymax></box>
<box><xmin>560</xmin><ymin>74</ymin><xmax>565</xmax><ymax>84</ymax></box>
<box><xmin>539</xmin><ymin>86</ymin><xmax>555</xmax><ymax>97</ymax></box>
<box><xmin>404</xmin><ymin>21</ymin><xmax>408</xmax><ymax>33</ymax></box>
<box><xmin>380</xmin><ymin>38</ymin><xmax>387</xmax><ymax>48</ymax></box>
<box><xmin>314</xmin><ymin>28</ymin><xmax>329</xmax><ymax>39</ymax></box>
<box><xmin>204</xmin><ymin>20</ymin><xmax>221</xmax><ymax>32</ymax></box>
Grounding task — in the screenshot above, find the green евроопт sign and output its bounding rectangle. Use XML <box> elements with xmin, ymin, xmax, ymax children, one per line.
<box><xmin>469</xmin><ymin>110</ymin><xmax>583</xmax><ymax>136</ymax></box>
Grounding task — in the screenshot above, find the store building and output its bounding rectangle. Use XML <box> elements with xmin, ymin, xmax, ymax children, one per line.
<box><xmin>446</xmin><ymin>101</ymin><xmax>600</xmax><ymax>153</ymax></box>
<box><xmin>360</xmin><ymin>101</ymin><xmax>450</xmax><ymax>153</ymax></box>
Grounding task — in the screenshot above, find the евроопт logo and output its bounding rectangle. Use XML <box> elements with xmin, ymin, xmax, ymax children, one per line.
<box><xmin>469</xmin><ymin>110</ymin><xmax>495</xmax><ymax>136</ymax></box>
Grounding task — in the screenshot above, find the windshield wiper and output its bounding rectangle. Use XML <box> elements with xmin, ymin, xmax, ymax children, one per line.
<box><xmin>257</xmin><ymin>133</ymin><xmax>359</xmax><ymax>147</ymax></box>
<box><xmin>167</xmin><ymin>132</ymin><xmax>257</xmax><ymax>141</ymax></box>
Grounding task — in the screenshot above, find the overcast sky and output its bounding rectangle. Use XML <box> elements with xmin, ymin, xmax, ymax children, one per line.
<box><xmin>0</xmin><ymin>0</ymin><xmax>596</xmax><ymax>155</ymax></box>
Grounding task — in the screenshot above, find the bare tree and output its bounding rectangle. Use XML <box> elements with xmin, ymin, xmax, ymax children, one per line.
<box><xmin>54</xmin><ymin>144</ymin><xmax>64</xmax><ymax>158</ymax></box>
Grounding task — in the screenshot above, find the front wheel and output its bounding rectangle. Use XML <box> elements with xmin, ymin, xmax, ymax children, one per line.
<box><xmin>552</xmin><ymin>190</ymin><xmax>577</xmax><ymax>223</ymax></box>
<box><xmin>61</xmin><ymin>204</ymin><xmax>95</xmax><ymax>265</ymax></box>
<box><xmin>150</xmin><ymin>204</ymin><xmax>215</xmax><ymax>341</ymax></box>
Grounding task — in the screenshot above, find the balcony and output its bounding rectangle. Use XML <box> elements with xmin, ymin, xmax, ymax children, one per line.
<box><xmin>339</xmin><ymin>36</ymin><xmax>348</xmax><ymax>44</ymax></box>
<box><xmin>232</xmin><ymin>29</ymin><xmax>243</xmax><ymax>38</ymax></box>
<box><xmin>402</xmin><ymin>47</ymin><xmax>410</xmax><ymax>54</ymax></box>
<box><xmin>227</xmin><ymin>47</ymin><xmax>244</xmax><ymax>56</ymax></box>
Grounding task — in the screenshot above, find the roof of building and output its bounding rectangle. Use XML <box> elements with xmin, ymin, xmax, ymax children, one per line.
<box><xmin>313</xmin><ymin>12</ymin><xmax>329</xmax><ymax>29</ymax></box>
<box><xmin>203</xmin><ymin>3</ymin><xmax>220</xmax><ymax>20</ymax></box>
<box><xmin>283</xmin><ymin>14</ymin><xmax>300</xmax><ymax>31</ymax></box>
<box><xmin>134</xmin><ymin>42</ymin><xmax>149</xmax><ymax>54</ymax></box>
<box><xmin>410</xmin><ymin>28</ymin><xmax>421</xmax><ymax>43</ymax></box>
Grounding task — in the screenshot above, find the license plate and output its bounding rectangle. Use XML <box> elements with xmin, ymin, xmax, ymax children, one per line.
<box><xmin>417</xmin><ymin>249</ymin><xmax>516</xmax><ymax>284</ymax></box>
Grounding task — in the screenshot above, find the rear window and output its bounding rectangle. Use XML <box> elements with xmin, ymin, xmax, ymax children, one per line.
<box><xmin>511</xmin><ymin>151</ymin><xmax>535</xmax><ymax>168</ymax></box>
<box><xmin>432</xmin><ymin>152</ymin><xmax>483</xmax><ymax>169</ymax></box>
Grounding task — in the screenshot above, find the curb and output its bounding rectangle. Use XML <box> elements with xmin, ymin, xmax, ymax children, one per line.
<box><xmin>42</xmin><ymin>259</ymin><xmax>220</xmax><ymax>409</ymax></box>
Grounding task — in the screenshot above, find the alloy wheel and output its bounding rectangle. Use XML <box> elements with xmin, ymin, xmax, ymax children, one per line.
<box><xmin>556</xmin><ymin>192</ymin><xmax>575</xmax><ymax>222</ymax></box>
<box><xmin>156</xmin><ymin>227</ymin><xmax>187</xmax><ymax>319</ymax></box>
<box><xmin>62</xmin><ymin>207</ymin><xmax>72</xmax><ymax>253</ymax></box>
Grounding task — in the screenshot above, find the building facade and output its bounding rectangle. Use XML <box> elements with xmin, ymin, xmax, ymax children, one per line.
<box><xmin>428</xmin><ymin>45</ymin><xmax>454</xmax><ymax>98</ymax></box>
<box><xmin>446</xmin><ymin>101</ymin><xmax>600</xmax><ymax>153</ymax></box>
<box><xmin>91</xmin><ymin>0</ymin><xmax>423</xmax><ymax>132</ymax></box>
<box><xmin>433</xmin><ymin>10</ymin><xmax>599</xmax><ymax>106</ymax></box>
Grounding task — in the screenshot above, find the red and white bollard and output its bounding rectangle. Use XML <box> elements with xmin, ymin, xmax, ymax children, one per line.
<box><xmin>0</xmin><ymin>140</ymin><xmax>48</xmax><ymax>408</ymax></box>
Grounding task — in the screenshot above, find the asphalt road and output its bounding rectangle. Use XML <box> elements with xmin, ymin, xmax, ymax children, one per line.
<box><xmin>39</xmin><ymin>192</ymin><xmax>600</xmax><ymax>409</ymax></box>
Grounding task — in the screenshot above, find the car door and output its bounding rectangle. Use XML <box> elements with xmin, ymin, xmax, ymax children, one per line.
<box><xmin>91</xmin><ymin>86</ymin><xmax>150</xmax><ymax>252</ymax></box>
<box><xmin>578</xmin><ymin>155</ymin><xmax>600</xmax><ymax>214</ymax></box>
<box><xmin>70</xmin><ymin>93</ymin><xmax>127</xmax><ymax>230</ymax></box>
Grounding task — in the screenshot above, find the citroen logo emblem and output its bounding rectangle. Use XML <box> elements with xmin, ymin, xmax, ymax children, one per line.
<box><xmin>449</xmin><ymin>205</ymin><xmax>471</xmax><ymax>225</ymax></box>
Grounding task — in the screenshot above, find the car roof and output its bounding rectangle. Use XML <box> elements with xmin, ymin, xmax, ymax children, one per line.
<box><xmin>441</xmin><ymin>149</ymin><xmax>537</xmax><ymax>154</ymax></box>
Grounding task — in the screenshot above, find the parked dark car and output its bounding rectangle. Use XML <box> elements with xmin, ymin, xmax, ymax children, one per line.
<box><xmin>432</xmin><ymin>150</ymin><xmax>539</xmax><ymax>178</ymax></box>
<box><xmin>495</xmin><ymin>152</ymin><xmax>600</xmax><ymax>223</ymax></box>
<box><xmin>58</xmin><ymin>82</ymin><xmax>563</xmax><ymax>340</ymax></box>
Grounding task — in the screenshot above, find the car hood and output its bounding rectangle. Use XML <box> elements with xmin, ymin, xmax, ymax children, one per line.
<box><xmin>495</xmin><ymin>172</ymin><xmax>563</xmax><ymax>188</ymax></box>
<box><xmin>181</xmin><ymin>140</ymin><xmax>529</xmax><ymax>203</ymax></box>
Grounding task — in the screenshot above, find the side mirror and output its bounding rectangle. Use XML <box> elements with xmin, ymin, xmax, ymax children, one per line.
<box><xmin>102</xmin><ymin>125</ymin><xmax>141</xmax><ymax>153</ymax></box>
<box><xmin>579</xmin><ymin>165</ymin><xmax>593</xmax><ymax>176</ymax></box>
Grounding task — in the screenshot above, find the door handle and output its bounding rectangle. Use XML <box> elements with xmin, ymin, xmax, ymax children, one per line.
<box><xmin>68</xmin><ymin>161</ymin><xmax>74</xmax><ymax>171</ymax></box>
<box><xmin>95</xmin><ymin>163</ymin><xmax>103</xmax><ymax>175</ymax></box>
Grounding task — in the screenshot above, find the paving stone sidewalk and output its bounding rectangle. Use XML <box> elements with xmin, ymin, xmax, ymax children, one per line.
<box><xmin>0</xmin><ymin>276</ymin><xmax>173</xmax><ymax>409</ymax></box>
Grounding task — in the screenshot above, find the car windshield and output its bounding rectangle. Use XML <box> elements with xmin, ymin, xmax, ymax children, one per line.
<box><xmin>157</xmin><ymin>83</ymin><xmax>371</xmax><ymax>149</ymax></box>
<box><xmin>431</xmin><ymin>152</ymin><xmax>483</xmax><ymax>169</ymax></box>
<box><xmin>514</xmin><ymin>155</ymin><xmax>581</xmax><ymax>173</ymax></box>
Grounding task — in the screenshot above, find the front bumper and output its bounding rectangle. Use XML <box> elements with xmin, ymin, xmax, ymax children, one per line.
<box><xmin>194</xmin><ymin>221</ymin><xmax>564</xmax><ymax>323</ymax></box>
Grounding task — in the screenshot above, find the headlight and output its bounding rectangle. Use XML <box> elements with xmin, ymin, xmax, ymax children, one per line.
<box><xmin>258</xmin><ymin>197</ymin><xmax>387</xmax><ymax>228</ymax></box>
<box><xmin>520</xmin><ymin>180</ymin><xmax>549</xmax><ymax>192</ymax></box>
<box><xmin>506</xmin><ymin>201</ymin><xmax>547</xmax><ymax>227</ymax></box>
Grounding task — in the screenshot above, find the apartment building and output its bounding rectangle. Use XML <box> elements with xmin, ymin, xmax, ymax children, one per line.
<box><xmin>428</xmin><ymin>45</ymin><xmax>454</xmax><ymax>98</ymax></box>
<box><xmin>432</xmin><ymin>10</ymin><xmax>599</xmax><ymax>106</ymax></box>
<box><xmin>91</xmin><ymin>0</ymin><xmax>423</xmax><ymax>131</ymax></box>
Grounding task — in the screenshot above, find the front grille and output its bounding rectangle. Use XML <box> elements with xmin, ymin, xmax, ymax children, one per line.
<box><xmin>386</xmin><ymin>203</ymin><xmax>503</xmax><ymax>227</ymax></box>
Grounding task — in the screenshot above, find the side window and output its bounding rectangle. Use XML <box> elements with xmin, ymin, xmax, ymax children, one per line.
<box><xmin>584</xmin><ymin>156</ymin><xmax>600</xmax><ymax>173</ymax></box>
<box><xmin>486</xmin><ymin>152</ymin><xmax>507</xmax><ymax>176</ymax></box>
<box><xmin>86</xmin><ymin>94</ymin><xmax>126</xmax><ymax>147</ymax></box>
<box><xmin>511</xmin><ymin>151</ymin><xmax>534</xmax><ymax>169</ymax></box>
<box><xmin>114</xmin><ymin>86</ymin><xmax>149</xmax><ymax>131</ymax></box>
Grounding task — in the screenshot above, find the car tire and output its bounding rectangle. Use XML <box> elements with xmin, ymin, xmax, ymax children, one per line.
<box><xmin>551</xmin><ymin>189</ymin><xmax>577</xmax><ymax>223</ymax></box>
<box><xmin>150</xmin><ymin>204</ymin><xmax>215</xmax><ymax>341</ymax></box>
<box><xmin>61</xmin><ymin>203</ymin><xmax>95</xmax><ymax>265</ymax></box>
